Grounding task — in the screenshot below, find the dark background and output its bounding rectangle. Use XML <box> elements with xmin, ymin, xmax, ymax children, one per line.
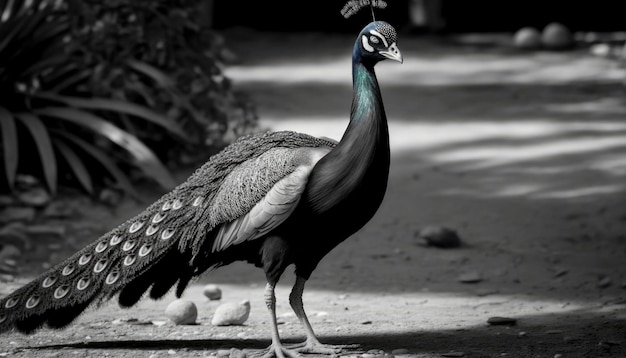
<box><xmin>211</xmin><ymin>1</ymin><xmax>626</xmax><ymax>33</ymax></box>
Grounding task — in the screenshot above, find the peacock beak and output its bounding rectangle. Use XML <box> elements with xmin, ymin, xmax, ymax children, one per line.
<box><xmin>380</xmin><ymin>43</ymin><xmax>403</xmax><ymax>63</ymax></box>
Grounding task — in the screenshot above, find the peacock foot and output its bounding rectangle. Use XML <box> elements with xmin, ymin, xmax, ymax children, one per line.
<box><xmin>287</xmin><ymin>340</ymin><xmax>361</xmax><ymax>355</ymax></box>
<box><xmin>248</xmin><ymin>344</ymin><xmax>303</xmax><ymax>358</ymax></box>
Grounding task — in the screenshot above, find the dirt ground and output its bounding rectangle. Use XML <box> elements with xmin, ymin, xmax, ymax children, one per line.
<box><xmin>2</xmin><ymin>29</ymin><xmax>626</xmax><ymax>357</ymax></box>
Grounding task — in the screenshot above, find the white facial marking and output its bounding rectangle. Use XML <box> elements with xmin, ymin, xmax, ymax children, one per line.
<box><xmin>362</xmin><ymin>35</ymin><xmax>374</xmax><ymax>52</ymax></box>
<box><xmin>369</xmin><ymin>29</ymin><xmax>388</xmax><ymax>47</ymax></box>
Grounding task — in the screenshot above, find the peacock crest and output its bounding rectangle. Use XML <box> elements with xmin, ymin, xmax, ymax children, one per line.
<box><xmin>341</xmin><ymin>0</ymin><xmax>387</xmax><ymax>19</ymax></box>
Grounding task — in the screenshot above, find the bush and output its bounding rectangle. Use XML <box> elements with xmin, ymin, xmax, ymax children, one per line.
<box><xmin>0</xmin><ymin>0</ymin><xmax>258</xmax><ymax>197</ymax></box>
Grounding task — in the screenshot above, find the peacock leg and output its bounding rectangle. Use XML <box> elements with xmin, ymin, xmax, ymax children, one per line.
<box><xmin>288</xmin><ymin>276</ymin><xmax>359</xmax><ymax>355</ymax></box>
<box><xmin>254</xmin><ymin>282</ymin><xmax>301</xmax><ymax>358</ymax></box>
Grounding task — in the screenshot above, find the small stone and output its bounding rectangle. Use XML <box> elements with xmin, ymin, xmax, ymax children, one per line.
<box><xmin>217</xmin><ymin>350</ymin><xmax>231</xmax><ymax>357</ymax></box>
<box><xmin>457</xmin><ymin>271</ymin><xmax>482</xmax><ymax>283</ymax></box>
<box><xmin>554</xmin><ymin>354</ymin><xmax>563</xmax><ymax>358</ymax></box>
<box><xmin>18</xmin><ymin>187</ymin><xmax>50</xmax><ymax>207</ymax></box>
<box><xmin>518</xmin><ymin>331</ymin><xmax>527</xmax><ymax>337</ymax></box>
<box><xmin>165</xmin><ymin>299</ymin><xmax>198</xmax><ymax>325</ymax></box>
<box><xmin>0</xmin><ymin>207</ymin><xmax>36</xmax><ymax>224</ymax></box>
<box><xmin>211</xmin><ymin>300</ymin><xmax>250</xmax><ymax>326</ymax></box>
<box><xmin>513</xmin><ymin>27</ymin><xmax>541</xmax><ymax>50</ymax></box>
<box><xmin>417</xmin><ymin>226</ymin><xmax>461</xmax><ymax>248</ymax></box>
<box><xmin>541</xmin><ymin>22</ymin><xmax>573</xmax><ymax>50</ymax></box>
<box><xmin>487</xmin><ymin>317</ymin><xmax>517</xmax><ymax>326</ymax></box>
<box><xmin>590</xmin><ymin>43</ymin><xmax>612</xmax><ymax>57</ymax></box>
<box><xmin>203</xmin><ymin>284</ymin><xmax>222</xmax><ymax>300</ymax></box>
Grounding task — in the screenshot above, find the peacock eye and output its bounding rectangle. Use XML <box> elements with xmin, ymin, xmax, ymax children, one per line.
<box><xmin>369</xmin><ymin>36</ymin><xmax>379</xmax><ymax>44</ymax></box>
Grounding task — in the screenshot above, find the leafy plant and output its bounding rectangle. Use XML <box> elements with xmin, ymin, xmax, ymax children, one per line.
<box><xmin>1</xmin><ymin>0</ymin><xmax>255</xmax><ymax>198</ymax></box>
<box><xmin>66</xmin><ymin>0</ymin><xmax>259</xmax><ymax>165</ymax></box>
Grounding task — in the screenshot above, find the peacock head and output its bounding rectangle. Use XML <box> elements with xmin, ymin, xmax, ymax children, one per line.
<box><xmin>355</xmin><ymin>21</ymin><xmax>403</xmax><ymax>64</ymax></box>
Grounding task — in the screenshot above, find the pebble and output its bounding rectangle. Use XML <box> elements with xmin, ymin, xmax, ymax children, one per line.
<box><xmin>211</xmin><ymin>300</ymin><xmax>250</xmax><ymax>326</ymax></box>
<box><xmin>416</xmin><ymin>226</ymin><xmax>461</xmax><ymax>248</ymax></box>
<box><xmin>513</xmin><ymin>27</ymin><xmax>541</xmax><ymax>50</ymax></box>
<box><xmin>17</xmin><ymin>187</ymin><xmax>50</xmax><ymax>207</ymax></box>
<box><xmin>487</xmin><ymin>317</ymin><xmax>517</xmax><ymax>326</ymax></box>
<box><xmin>203</xmin><ymin>284</ymin><xmax>223</xmax><ymax>300</ymax></box>
<box><xmin>457</xmin><ymin>271</ymin><xmax>482</xmax><ymax>284</ymax></box>
<box><xmin>165</xmin><ymin>299</ymin><xmax>198</xmax><ymax>325</ymax></box>
<box><xmin>541</xmin><ymin>22</ymin><xmax>573</xmax><ymax>50</ymax></box>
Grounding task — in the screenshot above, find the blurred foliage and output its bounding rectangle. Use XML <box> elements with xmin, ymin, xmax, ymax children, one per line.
<box><xmin>66</xmin><ymin>0</ymin><xmax>258</xmax><ymax>163</ymax></box>
<box><xmin>0</xmin><ymin>0</ymin><xmax>258</xmax><ymax>198</ymax></box>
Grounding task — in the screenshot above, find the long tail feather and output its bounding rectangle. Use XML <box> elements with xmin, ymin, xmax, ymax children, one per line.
<box><xmin>0</xmin><ymin>131</ymin><xmax>337</xmax><ymax>334</ymax></box>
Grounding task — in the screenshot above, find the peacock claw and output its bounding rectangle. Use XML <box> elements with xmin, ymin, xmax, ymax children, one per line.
<box><xmin>287</xmin><ymin>341</ymin><xmax>361</xmax><ymax>355</ymax></box>
<box><xmin>248</xmin><ymin>344</ymin><xmax>303</xmax><ymax>358</ymax></box>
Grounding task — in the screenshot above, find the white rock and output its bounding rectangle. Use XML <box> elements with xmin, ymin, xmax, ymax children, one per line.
<box><xmin>542</xmin><ymin>22</ymin><xmax>573</xmax><ymax>50</ymax></box>
<box><xmin>202</xmin><ymin>284</ymin><xmax>222</xmax><ymax>300</ymax></box>
<box><xmin>211</xmin><ymin>300</ymin><xmax>251</xmax><ymax>326</ymax></box>
<box><xmin>513</xmin><ymin>27</ymin><xmax>541</xmax><ymax>50</ymax></box>
<box><xmin>164</xmin><ymin>299</ymin><xmax>197</xmax><ymax>325</ymax></box>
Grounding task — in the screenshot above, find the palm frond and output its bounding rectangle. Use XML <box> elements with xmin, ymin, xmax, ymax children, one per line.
<box><xmin>0</xmin><ymin>106</ymin><xmax>18</xmax><ymax>190</ymax></box>
<box><xmin>35</xmin><ymin>93</ymin><xmax>187</xmax><ymax>139</ymax></box>
<box><xmin>52</xmin><ymin>130</ymin><xmax>138</xmax><ymax>199</ymax></box>
<box><xmin>36</xmin><ymin>107</ymin><xmax>177</xmax><ymax>190</ymax></box>
<box><xmin>14</xmin><ymin>112</ymin><xmax>57</xmax><ymax>194</ymax></box>
<box><xmin>52</xmin><ymin>138</ymin><xmax>93</xmax><ymax>194</ymax></box>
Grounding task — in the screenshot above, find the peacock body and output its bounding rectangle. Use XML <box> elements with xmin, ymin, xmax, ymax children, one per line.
<box><xmin>0</xmin><ymin>20</ymin><xmax>402</xmax><ymax>357</ymax></box>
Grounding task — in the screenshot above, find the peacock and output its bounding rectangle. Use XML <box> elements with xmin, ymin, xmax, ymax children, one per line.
<box><xmin>0</xmin><ymin>20</ymin><xmax>402</xmax><ymax>358</ymax></box>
